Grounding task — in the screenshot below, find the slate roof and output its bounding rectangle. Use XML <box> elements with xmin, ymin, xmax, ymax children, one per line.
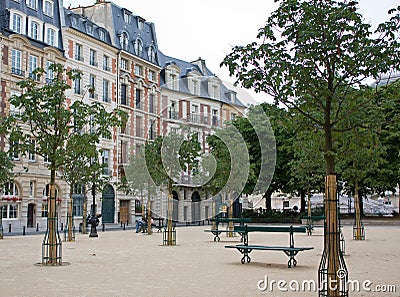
<box><xmin>0</xmin><ymin>0</ymin><xmax>64</xmax><ymax>51</ymax></box>
<box><xmin>63</xmin><ymin>8</ymin><xmax>113</xmax><ymax>46</ymax></box>
<box><xmin>108</xmin><ymin>2</ymin><xmax>159</xmax><ymax>65</ymax></box>
<box><xmin>158</xmin><ymin>50</ymin><xmax>246</xmax><ymax>108</ymax></box>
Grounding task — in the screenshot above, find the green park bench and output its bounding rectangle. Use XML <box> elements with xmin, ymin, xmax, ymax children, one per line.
<box><xmin>225</xmin><ymin>225</ymin><xmax>313</xmax><ymax>268</ymax></box>
<box><xmin>302</xmin><ymin>215</ymin><xmax>325</xmax><ymax>235</ymax></box>
<box><xmin>204</xmin><ymin>217</ymin><xmax>252</xmax><ymax>241</ymax></box>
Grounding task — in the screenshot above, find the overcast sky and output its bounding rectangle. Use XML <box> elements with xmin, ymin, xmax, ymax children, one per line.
<box><xmin>63</xmin><ymin>0</ymin><xmax>400</xmax><ymax>104</ymax></box>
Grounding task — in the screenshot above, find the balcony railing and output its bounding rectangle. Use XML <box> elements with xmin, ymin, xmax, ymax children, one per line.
<box><xmin>11</xmin><ymin>67</ymin><xmax>24</xmax><ymax>77</ymax></box>
<box><xmin>75</xmin><ymin>55</ymin><xmax>84</xmax><ymax>62</ymax></box>
<box><xmin>169</xmin><ymin>110</ymin><xmax>178</xmax><ymax>120</ymax></box>
<box><xmin>90</xmin><ymin>60</ymin><xmax>98</xmax><ymax>67</ymax></box>
<box><xmin>103</xmin><ymin>96</ymin><xmax>111</xmax><ymax>103</ymax></box>
<box><xmin>29</xmin><ymin>72</ymin><xmax>39</xmax><ymax>81</ymax></box>
<box><xmin>103</xmin><ymin>65</ymin><xmax>111</xmax><ymax>72</ymax></box>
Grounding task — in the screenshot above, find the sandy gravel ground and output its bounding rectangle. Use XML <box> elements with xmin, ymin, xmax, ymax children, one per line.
<box><xmin>0</xmin><ymin>225</ymin><xmax>399</xmax><ymax>297</ymax></box>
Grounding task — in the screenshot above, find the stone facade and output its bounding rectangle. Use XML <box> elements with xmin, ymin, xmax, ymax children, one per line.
<box><xmin>0</xmin><ymin>0</ymin><xmax>246</xmax><ymax>230</ymax></box>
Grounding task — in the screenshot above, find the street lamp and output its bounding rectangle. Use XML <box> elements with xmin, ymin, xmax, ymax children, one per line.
<box><xmin>89</xmin><ymin>177</ymin><xmax>98</xmax><ymax>237</ymax></box>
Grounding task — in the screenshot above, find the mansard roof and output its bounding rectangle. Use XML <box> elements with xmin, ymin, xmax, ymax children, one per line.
<box><xmin>0</xmin><ymin>0</ymin><xmax>64</xmax><ymax>51</ymax></box>
<box><xmin>158</xmin><ymin>50</ymin><xmax>246</xmax><ymax>108</ymax></box>
<box><xmin>63</xmin><ymin>8</ymin><xmax>113</xmax><ymax>46</ymax></box>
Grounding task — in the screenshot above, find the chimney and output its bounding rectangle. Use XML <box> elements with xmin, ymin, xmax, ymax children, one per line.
<box><xmin>191</xmin><ymin>57</ymin><xmax>207</xmax><ymax>75</ymax></box>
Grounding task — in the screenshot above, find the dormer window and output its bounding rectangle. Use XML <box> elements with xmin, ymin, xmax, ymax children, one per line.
<box><xmin>11</xmin><ymin>13</ymin><xmax>22</xmax><ymax>34</ymax></box>
<box><xmin>44</xmin><ymin>0</ymin><xmax>54</xmax><ymax>17</ymax></box>
<box><xmin>120</xmin><ymin>33</ymin><xmax>129</xmax><ymax>50</ymax></box>
<box><xmin>26</xmin><ymin>0</ymin><xmax>38</xmax><ymax>10</ymax></box>
<box><xmin>134</xmin><ymin>39</ymin><xmax>143</xmax><ymax>56</ymax></box>
<box><xmin>71</xmin><ymin>17</ymin><xmax>78</xmax><ymax>27</ymax></box>
<box><xmin>148</xmin><ymin>46</ymin><xmax>156</xmax><ymax>63</ymax></box>
<box><xmin>138</xmin><ymin>18</ymin><xmax>145</xmax><ymax>30</ymax></box>
<box><xmin>123</xmin><ymin>11</ymin><xmax>131</xmax><ymax>24</ymax></box>
<box><xmin>99</xmin><ymin>30</ymin><xmax>106</xmax><ymax>41</ymax></box>
<box><xmin>170</xmin><ymin>74</ymin><xmax>178</xmax><ymax>90</ymax></box>
<box><xmin>86</xmin><ymin>24</ymin><xmax>93</xmax><ymax>35</ymax></box>
<box><xmin>193</xmin><ymin>80</ymin><xmax>199</xmax><ymax>95</ymax></box>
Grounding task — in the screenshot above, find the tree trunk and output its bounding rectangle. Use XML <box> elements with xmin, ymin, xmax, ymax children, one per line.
<box><xmin>67</xmin><ymin>184</ymin><xmax>74</xmax><ymax>241</ymax></box>
<box><xmin>44</xmin><ymin>168</ymin><xmax>60</xmax><ymax>265</ymax></box>
<box><xmin>353</xmin><ymin>181</ymin><xmax>364</xmax><ymax>240</ymax></box>
<box><xmin>82</xmin><ymin>192</ymin><xmax>87</xmax><ymax>234</ymax></box>
<box><xmin>264</xmin><ymin>190</ymin><xmax>272</xmax><ymax>210</ymax></box>
<box><xmin>318</xmin><ymin>106</ymin><xmax>347</xmax><ymax>296</ymax></box>
<box><xmin>358</xmin><ymin>189</ymin><xmax>364</xmax><ymax>217</ymax></box>
<box><xmin>300</xmin><ymin>189</ymin><xmax>306</xmax><ymax>213</ymax></box>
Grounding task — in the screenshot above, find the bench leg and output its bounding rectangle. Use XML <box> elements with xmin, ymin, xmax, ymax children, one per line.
<box><xmin>241</xmin><ymin>255</ymin><xmax>251</xmax><ymax>264</ymax></box>
<box><xmin>288</xmin><ymin>257</ymin><xmax>297</xmax><ymax>268</ymax></box>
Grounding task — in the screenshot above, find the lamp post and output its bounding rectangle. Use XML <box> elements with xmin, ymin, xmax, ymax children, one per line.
<box><xmin>89</xmin><ymin>181</ymin><xmax>98</xmax><ymax>237</ymax></box>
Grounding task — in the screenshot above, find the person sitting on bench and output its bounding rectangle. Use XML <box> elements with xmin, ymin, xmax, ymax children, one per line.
<box><xmin>135</xmin><ymin>218</ymin><xmax>146</xmax><ymax>233</ymax></box>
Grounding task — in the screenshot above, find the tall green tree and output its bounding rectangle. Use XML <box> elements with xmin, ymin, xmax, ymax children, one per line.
<box><xmin>221</xmin><ymin>1</ymin><xmax>400</xmax><ymax>295</ymax></box>
<box><xmin>4</xmin><ymin>64</ymin><xmax>125</xmax><ymax>265</ymax></box>
<box><xmin>145</xmin><ymin>133</ymin><xmax>201</xmax><ymax>244</ymax></box>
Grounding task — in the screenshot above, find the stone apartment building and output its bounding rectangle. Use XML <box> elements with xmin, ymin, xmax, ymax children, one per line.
<box><xmin>0</xmin><ymin>0</ymin><xmax>246</xmax><ymax>230</ymax></box>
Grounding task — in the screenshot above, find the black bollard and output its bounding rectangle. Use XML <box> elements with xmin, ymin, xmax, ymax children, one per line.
<box><xmin>8</xmin><ymin>224</ymin><xmax>11</xmax><ymax>233</ymax></box>
<box><xmin>123</xmin><ymin>223</ymin><xmax>126</xmax><ymax>230</ymax></box>
<box><xmin>102</xmin><ymin>223</ymin><xmax>105</xmax><ymax>232</ymax></box>
<box><xmin>61</xmin><ymin>222</ymin><xmax>63</xmax><ymax>231</ymax></box>
<box><xmin>120</xmin><ymin>221</ymin><xmax>123</xmax><ymax>228</ymax></box>
<box><xmin>23</xmin><ymin>226</ymin><xmax>26</xmax><ymax>235</ymax></box>
<box><xmin>36</xmin><ymin>223</ymin><xmax>39</xmax><ymax>232</ymax></box>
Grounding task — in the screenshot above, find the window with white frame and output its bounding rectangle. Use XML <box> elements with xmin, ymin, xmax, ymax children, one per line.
<box><xmin>148</xmin><ymin>46</ymin><xmax>156</xmax><ymax>63</ymax></box>
<box><xmin>120</xmin><ymin>33</ymin><xmax>129</xmax><ymax>50</ymax></box>
<box><xmin>148</xmin><ymin>70</ymin><xmax>155</xmax><ymax>82</ymax></box>
<box><xmin>89</xmin><ymin>49</ymin><xmax>97</xmax><ymax>66</ymax></box>
<box><xmin>9</xmin><ymin>140</ymin><xmax>19</xmax><ymax>160</ymax></box>
<box><xmin>4</xmin><ymin>182</ymin><xmax>19</xmax><ymax>196</ymax></box>
<box><xmin>29</xmin><ymin>55</ymin><xmax>38</xmax><ymax>79</ymax></box>
<box><xmin>134</xmin><ymin>64</ymin><xmax>143</xmax><ymax>76</ymax></box>
<box><xmin>2</xmin><ymin>204</ymin><xmax>18</xmax><ymax>219</ymax></box>
<box><xmin>75</xmin><ymin>43</ymin><xmax>83</xmax><ymax>61</ymax></box>
<box><xmin>72</xmin><ymin>184</ymin><xmax>84</xmax><ymax>216</ymax></box>
<box><xmin>193</xmin><ymin>80</ymin><xmax>199</xmax><ymax>95</ymax></box>
<box><xmin>44</xmin><ymin>0</ymin><xmax>54</xmax><ymax>17</ymax></box>
<box><xmin>89</xmin><ymin>75</ymin><xmax>96</xmax><ymax>99</ymax></box>
<box><xmin>11</xmin><ymin>13</ymin><xmax>22</xmax><ymax>33</ymax></box>
<box><xmin>12</xmin><ymin>49</ymin><xmax>23</xmax><ymax>76</ymax></box>
<box><xmin>29</xmin><ymin>21</ymin><xmax>39</xmax><ymax>40</ymax></box>
<box><xmin>102</xmin><ymin>150</ymin><xmax>110</xmax><ymax>175</ymax></box>
<box><xmin>138</xmin><ymin>18</ymin><xmax>144</xmax><ymax>30</ymax></box>
<box><xmin>74</xmin><ymin>77</ymin><xmax>82</xmax><ymax>95</ymax></box>
<box><xmin>123</xmin><ymin>11</ymin><xmax>131</xmax><ymax>24</ymax></box>
<box><xmin>26</xmin><ymin>0</ymin><xmax>38</xmax><ymax>10</ymax></box>
<box><xmin>120</xmin><ymin>84</ymin><xmax>128</xmax><ymax>105</ymax></box>
<box><xmin>170</xmin><ymin>73</ymin><xmax>178</xmax><ymax>90</ymax></box>
<box><xmin>46</xmin><ymin>27</ymin><xmax>56</xmax><ymax>46</ymax></box>
<box><xmin>28</xmin><ymin>139</ymin><xmax>36</xmax><ymax>161</ymax></box>
<box><xmin>103</xmin><ymin>55</ymin><xmax>110</xmax><ymax>71</ymax></box>
<box><xmin>120</xmin><ymin>58</ymin><xmax>128</xmax><ymax>71</ymax></box>
<box><xmin>99</xmin><ymin>30</ymin><xmax>106</xmax><ymax>41</ymax></box>
<box><xmin>46</xmin><ymin>61</ymin><xmax>54</xmax><ymax>82</ymax></box>
<box><xmin>103</xmin><ymin>79</ymin><xmax>110</xmax><ymax>102</ymax></box>
<box><xmin>29</xmin><ymin>181</ymin><xmax>36</xmax><ymax>197</ymax></box>
<box><xmin>149</xmin><ymin>94</ymin><xmax>154</xmax><ymax>114</ymax></box>
<box><xmin>86</xmin><ymin>24</ymin><xmax>93</xmax><ymax>35</ymax></box>
<box><xmin>43</xmin><ymin>154</ymin><xmax>50</xmax><ymax>163</ymax></box>
<box><xmin>10</xmin><ymin>90</ymin><xmax>22</xmax><ymax>116</ymax></box>
<box><xmin>134</xmin><ymin>39</ymin><xmax>143</xmax><ymax>56</ymax></box>
<box><xmin>135</xmin><ymin>88</ymin><xmax>142</xmax><ymax>109</ymax></box>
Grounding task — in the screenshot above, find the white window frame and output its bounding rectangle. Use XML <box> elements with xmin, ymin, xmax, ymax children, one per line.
<box><xmin>46</xmin><ymin>61</ymin><xmax>54</xmax><ymax>82</ymax></box>
<box><xmin>44</xmin><ymin>0</ymin><xmax>54</xmax><ymax>17</ymax></box>
<box><xmin>103</xmin><ymin>79</ymin><xmax>110</xmax><ymax>102</ymax></box>
<box><xmin>89</xmin><ymin>49</ymin><xmax>97</xmax><ymax>67</ymax></box>
<box><xmin>26</xmin><ymin>0</ymin><xmax>38</xmax><ymax>10</ymax></box>
<box><xmin>134</xmin><ymin>64</ymin><xmax>143</xmax><ymax>77</ymax></box>
<box><xmin>75</xmin><ymin>43</ymin><xmax>83</xmax><ymax>62</ymax></box>
<box><xmin>134</xmin><ymin>39</ymin><xmax>143</xmax><ymax>56</ymax></box>
<box><xmin>11</xmin><ymin>13</ymin><xmax>22</xmax><ymax>34</ymax></box>
<box><xmin>148</xmin><ymin>46</ymin><xmax>156</xmax><ymax>63</ymax></box>
<box><xmin>12</xmin><ymin>49</ymin><xmax>22</xmax><ymax>73</ymax></box>
<box><xmin>29</xmin><ymin>54</ymin><xmax>38</xmax><ymax>79</ymax></box>
<box><xmin>28</xmin><ymin>139</ymin><xmax>36</xmax><ymax>161</ymax></box>
<box><xmin>102</xmin><ymin>150</ymin><xmax>110</xmax><ymax>176</ymax></box>
<box><xmin>44</xmin><ymin>24</ymin><xmax>58</xmax><ymax>47</ymax></box>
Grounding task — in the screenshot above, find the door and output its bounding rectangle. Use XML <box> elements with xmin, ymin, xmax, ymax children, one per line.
<box><xmin>120</xmin><ymin>200</ymin><xmax>129</xmax><ymax>224</ymax></box>
<box><xmin>101</xmin><ymin>185</ymin><xmax>115</xmax><ymax>223</ymax></box>
<box><xmin>191</xmin><ymin>191</ymin><xmax>201</xmax><ymax>223</ymax></box>
<box><xmin>27</xmin><ymin>203</ymin><xmax>35</xmax><ymax>228</ymax></box>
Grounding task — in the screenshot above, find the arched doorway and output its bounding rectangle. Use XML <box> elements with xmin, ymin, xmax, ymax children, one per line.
<box><xmin>27</xmin><ymin>203</ymin><xmax>36</xmax><ymax>228</ymax></box>
<box><xmin>101</xmin><ymin>185</ymin><xmax>115</xmax><ymax>223</ymax></box>
<box><xmin>172</xmin><ymin>190</ymin><xmax>179</xmax><ymax>222</ymax></box>
<box><xmin>191</xmin><ymin>191</ymin><xmax>201</xmax><ymax>223</ymax></box>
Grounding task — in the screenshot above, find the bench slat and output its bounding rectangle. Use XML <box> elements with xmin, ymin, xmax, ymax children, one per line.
<box><xmin>234</xmin><ymin>225</ymin><xmax>307</xmax><ymax>233</ymax></box>
<box><xmin>225</xmin><ymin>245</ymin><xmax>313</xmax><ymax>251</ymax></box>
